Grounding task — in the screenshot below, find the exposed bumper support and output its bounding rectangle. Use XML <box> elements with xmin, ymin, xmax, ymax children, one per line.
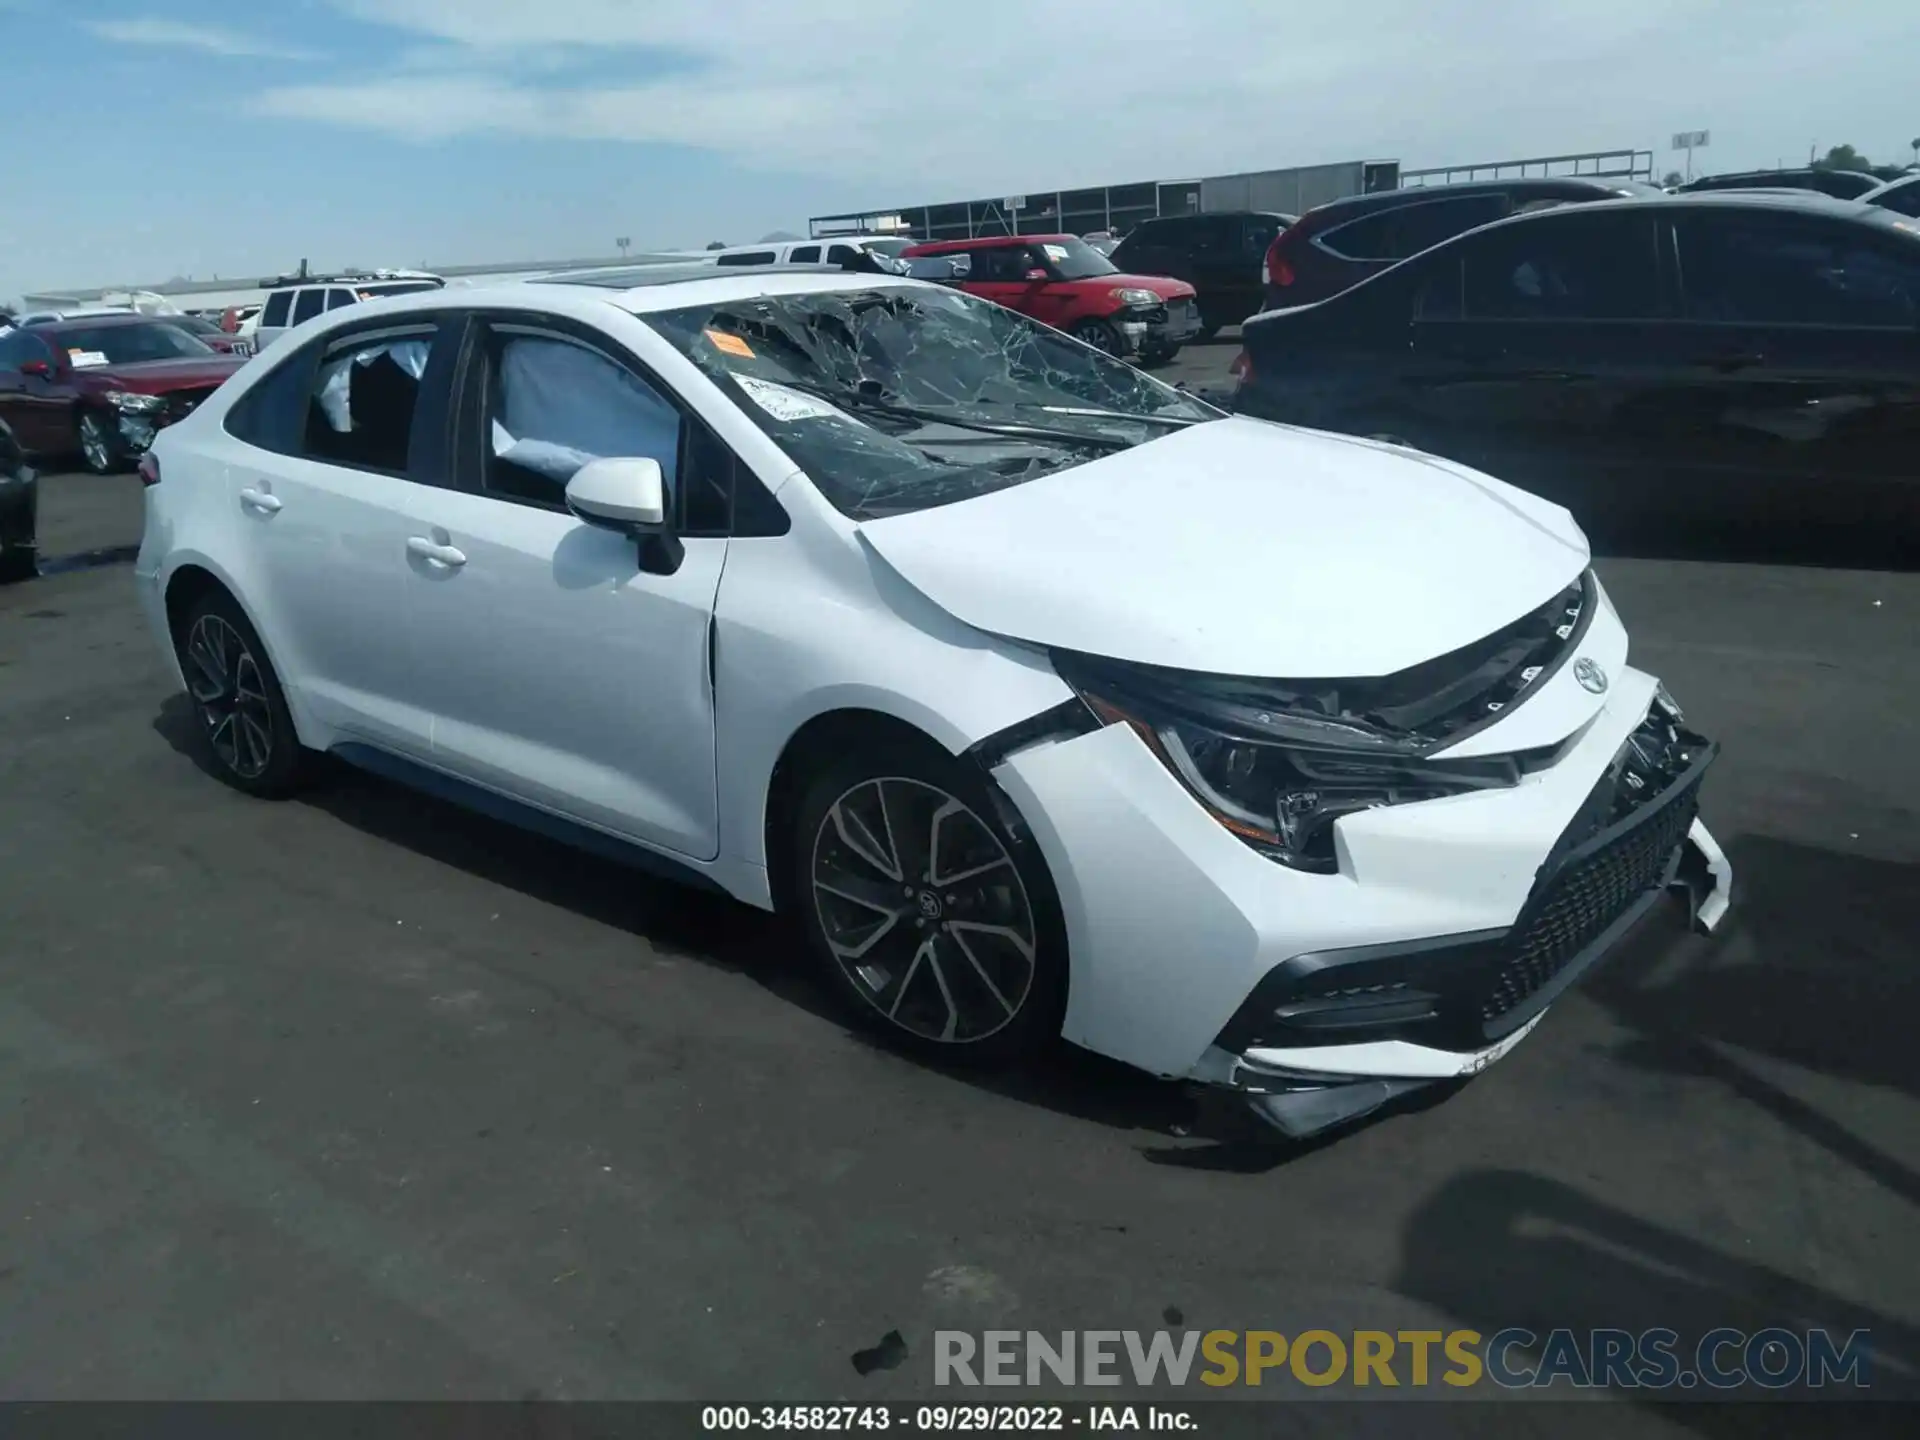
<box><xmin>1204</xmin><ymin>798</ymin><xmax>1731</xmax><ymax>1141</ymax></box>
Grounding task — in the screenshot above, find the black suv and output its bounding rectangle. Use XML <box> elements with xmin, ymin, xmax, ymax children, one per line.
<box><xmin>1233</xmin><ymin>192</ymin><xmax>1920</xmax><ymax>568</ymax></box>
<box><xmin>1260</xmin><ymin>177</ymin><xmax>1656</xmax><ymax>310</ymax></box>
<box><xmin>1676</xmin><ymin>168</ymin><xmax>1883</xmax><ymax>201</ymax></box>
<box><xmin>1108</xmin><ymin>211</ymin><xmax>1294</xmax><ymax>338</ymax></box>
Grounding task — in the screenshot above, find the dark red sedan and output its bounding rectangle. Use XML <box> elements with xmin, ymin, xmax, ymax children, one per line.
<box><xmin>0</xmin><ymin>316</ymin><xmax>246</xmax><ymax>474</ymax></box>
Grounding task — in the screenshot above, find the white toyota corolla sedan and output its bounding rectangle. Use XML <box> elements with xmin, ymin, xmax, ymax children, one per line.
<box><xmin>135</xmin><ymin>260</ymin><xmax>1732</xmax><ymax>1138</ymax></box>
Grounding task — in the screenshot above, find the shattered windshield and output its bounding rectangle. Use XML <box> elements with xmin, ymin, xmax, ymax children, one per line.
<box><xmin>643</xmin><ymin>283</ymin><xmax>1220</xmax><ymax>519</ymax></box>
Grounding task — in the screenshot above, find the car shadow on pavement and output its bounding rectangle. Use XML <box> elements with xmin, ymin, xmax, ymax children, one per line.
<box><xmin>1393</xmin><ymin>1167</ymin><xmax>1920</xmax><ymax>1419</ymax></box>
<box><xmin>149</xmin><ymin>694</ymin><xmax>1276</xmax><ymax>1146</ymax></box>
<box><xmin>1585</xmin><ymin>831</ymin><xmax>1920</xmax><ymax>1208</ymax></box>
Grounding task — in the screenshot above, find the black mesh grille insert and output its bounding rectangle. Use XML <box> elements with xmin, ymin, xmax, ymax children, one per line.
<box><xmin>1479</xmin><ymin>771</ymin><xmax>1701</xmax><ymax>1024</ymax></box>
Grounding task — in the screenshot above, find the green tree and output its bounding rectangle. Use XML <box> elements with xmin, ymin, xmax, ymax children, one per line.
<box><xmin>1812</xmin><ymin>144</ymin><xmax>1873</xmax><ymax>172</ymax></box>
<box><xmin>1661</xmin><ymin>170</ymin><xmax>1685</xmax><ymax>188</ymax></box>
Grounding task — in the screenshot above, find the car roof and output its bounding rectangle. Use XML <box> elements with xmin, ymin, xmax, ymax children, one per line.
<box><xmin>26</xmin><ymin>312</ymin><xmax>184</xmax><ymax>334</ymax></box>
<box><xmin>285</xmin><ymin>266</ymin><xmax>927</xmax><ymax>322</ymax></box>
<box><xmin>1400</xmin><ymin>188</ymin><xmax>1917</xmax><ymax>253</ymax></box>
<box><xmin>1293</xmin><ymin>175</ymin><xmax>1654</xmax><ymax>227</ymax></box>
<box><xmin>1140</xmin><ymin>210</ymin><xmax>1293</xmax><ymax>223</ymax></box>
<box><xmin>905</xmin><ymin>234</ymin><xmax>1074</xmax><ymax>254</ymax></box>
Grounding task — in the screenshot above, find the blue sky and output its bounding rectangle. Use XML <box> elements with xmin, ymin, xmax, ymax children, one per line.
<box><xmin>3</xmin><ymin>0</ymin><xmax>1915</xmax><ymax>302</ymax></box>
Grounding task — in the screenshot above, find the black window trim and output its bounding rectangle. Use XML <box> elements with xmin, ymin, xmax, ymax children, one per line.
<box><xmin>449</xmin><ymin>310</ymin><xmax>789</xmax><ymax>539</ymax></box>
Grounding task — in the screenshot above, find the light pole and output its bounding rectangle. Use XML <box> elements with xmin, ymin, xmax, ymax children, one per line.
<box><xmin>616</xmin><ymin>236</ymin><xmax>631</xmax><ymax>258</ymax></box>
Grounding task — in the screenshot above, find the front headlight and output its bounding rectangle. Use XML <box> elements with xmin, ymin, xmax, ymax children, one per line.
<box><xmin>105</xmin><ymin>391</ymin><xmax>163</xmax><ymax>413</ymax></box>
<box><xmin>1055</xmin><ymin>652</ymin><xmax>1523</xmax><ymax>874</ymax></box>
<box><xmin>1112</xmin><ymin>287</ymin><xmax>1161</xmax><ymax>308</ymax></box>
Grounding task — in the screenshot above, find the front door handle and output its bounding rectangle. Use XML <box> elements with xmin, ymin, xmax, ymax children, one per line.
<box><xmin>406</xmin><ymin>535</ymin><xmax>467</xmax><ymax>567</ymax></box>
<box><xmin>239</xmin><ymin>486</ymin><xmax>282</xmax><ymax>513</ymax></box>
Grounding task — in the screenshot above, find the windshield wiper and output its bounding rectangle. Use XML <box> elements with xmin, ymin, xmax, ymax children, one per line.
<box><xmin>773</xmin><ymin>380</ymin><xmax>1138</xmax><ymax>450</ymax></box>
<box><xmin>1012</xmin><ymin>403</ymin><xmax>1207</xmax><ymax>429</ymax></box>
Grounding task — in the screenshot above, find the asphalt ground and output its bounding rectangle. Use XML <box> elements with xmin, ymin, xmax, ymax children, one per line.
<box><xmin>2</xmin><ymin>356</ymin><xmax>1917</xmax><ymax>1429</ymax></box>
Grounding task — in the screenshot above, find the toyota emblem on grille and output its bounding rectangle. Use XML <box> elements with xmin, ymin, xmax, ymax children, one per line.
<box><xmin>1574</xmin><ymin>658</ymin><xmax>1609</xmax><ymax>694</ymax></box>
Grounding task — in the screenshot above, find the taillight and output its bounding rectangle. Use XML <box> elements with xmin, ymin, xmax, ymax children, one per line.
<box><xmin>1264</xmin><ymin>236</ymin><xmax>1295</xmax><ymax>288</ymax></box>
<box><xmin>138</xmin><ymin>453</ymin><xmax>161</xmax><ymax>487</ymax></box>
<box><xmin>1229</xmin><ymin>350</ymin><xmax>1252</xmax><ymax>383</ymax></box>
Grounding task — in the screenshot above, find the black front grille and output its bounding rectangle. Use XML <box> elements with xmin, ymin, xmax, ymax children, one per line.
<box><xmin>1479</xmin><ymin>757</ymin><xmax>1703</xmax><ymax>1026</ymax></box>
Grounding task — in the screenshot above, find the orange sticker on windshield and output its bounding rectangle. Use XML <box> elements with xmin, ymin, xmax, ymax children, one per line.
<box><xmin>704</xmin><ymin>329</ymin><xmax>755</xmax><ymax>358</ymax></box>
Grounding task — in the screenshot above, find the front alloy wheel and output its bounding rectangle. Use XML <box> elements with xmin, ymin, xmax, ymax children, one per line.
<box><xmin>78</xmin><ymin>411</ymin><xmax>121</xmax><ymax>475</ymax></box>
<box><xmin>811</xmin><ymin>776</ymin><xmax>1040</xmax><ymax>1047</ymax></box>
<box><xmin>185</xmin><ymin>612</ymin><xmax>275</xmax><ymax>780</ymax></box>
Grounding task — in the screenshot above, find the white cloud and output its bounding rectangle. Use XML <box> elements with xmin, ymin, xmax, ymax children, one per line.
<box><xmin>87</xmin><ymin>18</ymin><xmax>316</xmax><ymax>61</ymax></box>
<box><xmin>251</xmin><ymin>0</ymin><xmax>1920</xmax><ymax>196</ymax></box>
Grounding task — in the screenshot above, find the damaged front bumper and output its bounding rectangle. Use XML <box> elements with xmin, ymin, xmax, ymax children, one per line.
<box><xmin>1201</xmin><ymin>740</ymin><xmax>1733</xmax><ymax>1140</ymax></box>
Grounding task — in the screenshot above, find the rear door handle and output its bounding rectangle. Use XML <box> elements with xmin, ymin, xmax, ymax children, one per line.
<box><xmin>238</xmin><ymin>486</ymin><xmax>282</xmax><ymax>513</ymax></box>
<box><xmin>406</xmin><ymin>536</ymin><xmax>467</xmax><ymax>567</ymax></box>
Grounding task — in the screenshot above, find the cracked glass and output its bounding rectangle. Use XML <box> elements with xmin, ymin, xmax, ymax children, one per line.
<box><xmin>642</xmin><ymin>283</ymin><xmax>1220</xmax><ymax>519</ymax></box>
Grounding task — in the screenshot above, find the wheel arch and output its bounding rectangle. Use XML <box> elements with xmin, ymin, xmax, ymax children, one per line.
<box><xmin>160</xmin><ymin>557</ymin><xmax>325</xmax><ymax>749</ymax></box>
<box><xmin>761</xmin><ymin>706</ymin><xmax>961</xmax><ymax>917</ymax></box>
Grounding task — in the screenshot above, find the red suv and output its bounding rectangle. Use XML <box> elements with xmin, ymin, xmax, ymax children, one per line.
<box><xmin>0</xmin><ymin>315</ymin><xmax>245</xmax><ymax>474</ymax></box>
<box><xmin>900</xmin><ymin>234</ymin><xmax>1200</xmax><ymax>362</ymax></box>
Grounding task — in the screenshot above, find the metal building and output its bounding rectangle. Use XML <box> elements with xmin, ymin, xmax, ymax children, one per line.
<box><xmin>809</xmin><ymin>159</ymin><xmax>1404</xmax><ymax>242</ymax></box>
<box><xmin>809</xmin><ymin>147</ymin><xmax>1658</xmax><ymax>242</ymax></box>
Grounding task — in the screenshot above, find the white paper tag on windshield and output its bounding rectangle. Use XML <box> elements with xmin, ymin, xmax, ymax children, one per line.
<box><xmin>68</xmin><ymin>350</ymin><xmax>109</xmax><ymax>368</ymax></box>
<box><xmin>736</xmin><ymin>375</ymin><xmax>848</xmax><ymax>423</ymax></box>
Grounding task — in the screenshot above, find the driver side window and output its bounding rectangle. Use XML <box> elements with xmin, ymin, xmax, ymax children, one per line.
<box><xmin>483</xmin><ymin>333</ymin><xmax>683</xmax><ymax>510</ymax></box>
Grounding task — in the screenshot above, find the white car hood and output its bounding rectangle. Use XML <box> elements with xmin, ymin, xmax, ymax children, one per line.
<box><xmin>854</xmin><ymin>416</ymin><xmax>1589</xmax><ymax>678</ymax></box>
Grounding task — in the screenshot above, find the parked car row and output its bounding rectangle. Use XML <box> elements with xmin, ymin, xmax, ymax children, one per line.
<box><xmin>1230</xmin><ymin>189</ymin><xmax>1920</xmax><ymax>568</ymax></box>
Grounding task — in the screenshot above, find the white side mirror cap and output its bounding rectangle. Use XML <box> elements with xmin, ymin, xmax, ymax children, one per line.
<box><xmin>565</xmin><ymin>456</ymin><xmax>667</xmax><ymax>531</ymax></box>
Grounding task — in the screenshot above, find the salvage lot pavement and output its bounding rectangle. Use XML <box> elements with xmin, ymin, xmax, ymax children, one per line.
<box><xmin>2</xmin><ymin>407</ymin><xmax>1918</xmax><ymax>1422</ymax></box>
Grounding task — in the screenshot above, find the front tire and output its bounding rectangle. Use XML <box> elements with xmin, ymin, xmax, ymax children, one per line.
<box><xmin>791</xmin><ymin>740</ymin><xmax>1068</xmax><ymax>1066</ymax></box>
<box><xmin>77</xmin><ymin>409</ymin><xmax>125</xmax><ymax>475</ymax></box>
<box><xmin>172</xmin><ymin>591</ymin><xmax>312</xmax><ymax>797</ymax></box>
<box><xmin>1072</xmin><ymin>317</ymin><xmax>1125</xmax><ymax>357</ymax></box>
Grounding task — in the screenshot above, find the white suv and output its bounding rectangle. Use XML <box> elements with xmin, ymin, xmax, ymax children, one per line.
<box><xmin>134</xmin><ymin>263</ymin><xmax>1732</xmax><ymax>1139</ymax></box>
<box><xmin>253</xmin><ymin>269</ymin><xmax>445</xmax><ymax>352</ymax></box>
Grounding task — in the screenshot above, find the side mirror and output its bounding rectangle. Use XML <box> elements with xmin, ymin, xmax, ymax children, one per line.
<box><xmin>20</xmin><ymin>360</ymin><xmax>51</xmax><ymax>379</ymax></box>
<box><xmin>1024</xmin><ymin>268</ymin><xmax>1049</xmax><ymax>282</ymax></box>
<box><xmin>564</xmin><ymin>456</ymin><xmax>683</xmax><ymax>575</ymax></box>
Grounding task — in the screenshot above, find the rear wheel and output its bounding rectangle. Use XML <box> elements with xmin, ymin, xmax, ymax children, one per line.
<box><xmin>172</xmin><ymin>590</ymin><xmax>312</xmax><ymax>798</ymax></box>
<box><xmin>77</xmin><ymin>409</ymin><xmax>125</xmax><ymax>475</ymax></box>
<box><xmin>791</xmin><ymin>740</ymin><xmax>1068</xmax><ymax>1066</ymax></box>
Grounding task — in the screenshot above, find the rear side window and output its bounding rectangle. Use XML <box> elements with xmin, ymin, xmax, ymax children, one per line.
<box><xmin>1461</xmin><ymin>212</ymin><xmax>1661</xmax><ymax>320</ymax></box>
<box><xmin>788</xmin><ymin>245</ymin><xmax>821</xmax><ymax>263</ymax></box>
<box><xmin>291</xmin><ymin>289</ymin><xmax>326</xmax><ymax>325</ymax></box>
<box><xmin>1320</xmin><ymin>196</ymin><xmax>1507</xmax><ymax>262</ymax></box>
<box><xmin>223</xmin><ymin>345</ymin><xmax>317</xmax><ymax>453</ymax></box>
<box><xmin>1869</xmin><ymin>181</ymin><xmax>1920</xmax><ymax>218</ymax></box>
<box><xmin>1676</xmin><ymin>215</ymin><xmax>1920</xmax><ymax>326</ymax></box>
<box><xmin>302</xmin><ymin>329</ymin><xmax>438</xmax><ymax>474</ymax></box>
<box><xmin>716</xmin><ymin>250</ymin><xmax>777</xmax><ymax>266</ymax></box>
<box><xmin>261</xmin><ymin>291</ymin><xmax>293</xmax><ymax>327</ymax></box>
<box><xmin>325</xmin><ymin>289</ymin><xmax>358</xmax><ymax>311</ymax></box>
<box><xmin>826</xmin><ymin>244</ymin><xmax>857</xmax><ymax>264</ymax></box>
